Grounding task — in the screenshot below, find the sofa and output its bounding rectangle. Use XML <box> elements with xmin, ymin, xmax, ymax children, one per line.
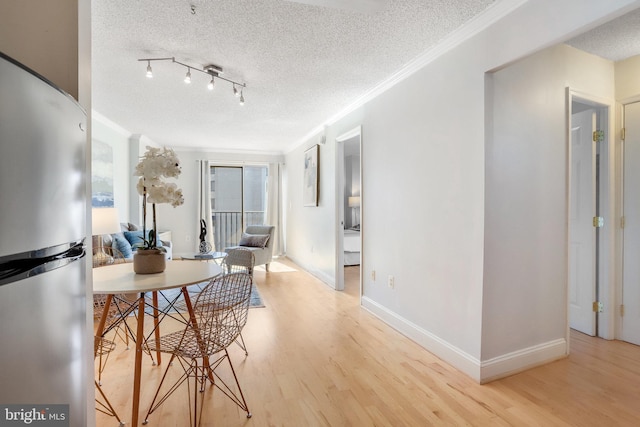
<box><xmin>93</xmin><ymin>222</ymin><xmax>173</xmax><ymax>260</ymax></box>
<box><xmin>225</xmin><ymin>225</ymin><xmax>275</xmax><ymax>271</ymax></box>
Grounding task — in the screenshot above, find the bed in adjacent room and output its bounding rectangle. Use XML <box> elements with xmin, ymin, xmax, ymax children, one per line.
<box><xmin>344</xmin><ymin>228</ymin><xmax>360</xmax><ymax>266</ymax></box>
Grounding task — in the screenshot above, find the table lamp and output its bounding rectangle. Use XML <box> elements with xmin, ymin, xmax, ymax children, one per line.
<box><xmin>92</xmin><ymin>207</ymin><xmax>120</xmax><ymax>265</ymax></box>
<box><xmin>348</xmin><ymin>196</ymin><xmax>360</xmax><ymax>228</ymax></box>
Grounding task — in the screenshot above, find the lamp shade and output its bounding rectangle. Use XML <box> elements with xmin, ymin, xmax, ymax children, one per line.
<box><xmin>92</xmin><ymin>208</ymin><xmax>120</xmax><ymax>235</ymax></box>
<box><xmin>348</xmin><ymin>196</ymin><xmax>361</xmax><ymax>208</ymax></box>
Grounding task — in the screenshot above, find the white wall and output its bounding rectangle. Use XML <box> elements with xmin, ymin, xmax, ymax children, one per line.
<box><xmin>363</xmin><ymin>42</ymin><xmax>487</xmax><ymax>366</ymax></box>
<box><xmin>129</xmin><ymin>134</ymin><xmax>161</xmax><ymax>226</ymax></box>
<box><xmin>616</xmin><ymin>55</ymin><xmax>640</xmax><ymax>100</ymax></box>
<box><xmin>283</xmin><ymin>0</ymin><xmax>640</xmax><ymax>381</ymax></box>
<box><xmin>483</xmin><ymin>45</ymin><xmax>615</xmax><ymax>374</ymax></box>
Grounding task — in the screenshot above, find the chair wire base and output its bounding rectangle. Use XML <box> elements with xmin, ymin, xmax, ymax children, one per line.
<box><xmin>94</xmin><ymin>337</ymin><xmax>125</xmax><ymax>426</ymax></box>
<box><xmin>143</xmin><ymin>349</ymin><xmax>251</xmax><ymax>426</ymax></box>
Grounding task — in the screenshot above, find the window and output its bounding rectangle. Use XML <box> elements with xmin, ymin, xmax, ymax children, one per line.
<box><xmin>210</xmin><ymin>165</ymin><xmax>268</xmax><ymax>250</ymax></box>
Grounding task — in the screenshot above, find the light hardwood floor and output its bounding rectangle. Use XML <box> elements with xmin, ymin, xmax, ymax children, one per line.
<box><xmin>96</xmin><ymin>259</ymin><xmax>640</xmax><ymax>426</ymax></box>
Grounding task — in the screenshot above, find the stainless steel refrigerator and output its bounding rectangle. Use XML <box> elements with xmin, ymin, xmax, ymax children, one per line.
<box><xmin>0</xmin><ymin>52</ymin><xmax>88</xmax><ymax>425</ymax></box>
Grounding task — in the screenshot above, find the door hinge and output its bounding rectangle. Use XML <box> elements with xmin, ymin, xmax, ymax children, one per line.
<box><xmin>593</xmin><ymin>301</ymin><xmax>604</xmax><ymax>313</ymax></box>
<box><xmin>622</xmin><ymin>128</ymin><xmax>626</xmax><ymax>141</ymax></box>
<box><xmin>593</xmin><ymin>130</ymin><xmax>604</xmax><ymax>142</ymax></box>
<box><xmin>621</xmin><ymin>304</ymin><xmax>625</xmax><ymax>317</ymax></box>
<box><xmin>621</xmin><ymin>216</ymin><xmax>626</xmax><ymax>229</ymax></box>
<box><xmin>593</xmin><ymin>217</ymin><xmax>604</xmax><ymax>228</ymax></box>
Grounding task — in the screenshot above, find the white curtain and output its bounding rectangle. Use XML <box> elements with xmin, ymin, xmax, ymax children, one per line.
<box><xmin>266</xmin><ymin>162</ymin><xmax>284</xmax><ymax>256</ymax></box>
<box><xmin>197</xmin><ymin>160</ymin><xmax>214</xmax><ymax>251</ymax></box>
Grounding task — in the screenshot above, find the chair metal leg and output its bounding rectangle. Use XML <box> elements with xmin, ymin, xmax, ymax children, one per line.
<box><xmin>235</xmin><ymin>332</ymin><xmax>248</xmax><ymax>356</ymax></box>
<box><xmin>94</xmin><ymin>337</ymin><xmax>124</xmax><ymax>426</ymax></box>
<box><xmin>95</xmin><ymin>380</ymin><xmax>125</xmax><ymax>426</ymax></box>
<box><xmin>210</xmin><ymin>349</ymin><xmax>251</xmax><ymax>418</ymax></box>
<box><xmin>144</xmin><ymin>354</ymin><xmax>189</xmax><ymax>425</ymax></box>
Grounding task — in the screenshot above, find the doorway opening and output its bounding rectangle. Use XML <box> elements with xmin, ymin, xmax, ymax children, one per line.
<box><xmin>568</xmin><ymin>90</ymin><xmax>613</xmax><ymax>339</ymax></box>
<box><xmin>335</xmin><ymin>126</ymin><xmax>362</xmax><ymax>294</ymax></box>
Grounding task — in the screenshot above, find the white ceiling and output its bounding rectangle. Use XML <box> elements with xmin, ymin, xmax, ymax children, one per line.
<box><xmin>566</xmin><ymin>7</ymin><xmax>640</xmax><ymax>61</ymax></box>
<box><xmin>92</xmin><ymin>0</ymin><xmax>496</xmax><ymax>153</ymax></box>
<box><xmin>92</xmin><ymin>1</ymin><xmax>640</xmax><ymax>154</ymax></box>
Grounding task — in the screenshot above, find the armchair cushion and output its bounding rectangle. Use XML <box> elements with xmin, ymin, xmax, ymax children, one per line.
<box><xmin>238</xmin><ymin>233</ymin><xmax>270</xmax><ymax>249</ymax></box>
<box><xmin>226</xmin><ymin>225</ymin><xmax>275</xmax><ymax>271</ymax></box>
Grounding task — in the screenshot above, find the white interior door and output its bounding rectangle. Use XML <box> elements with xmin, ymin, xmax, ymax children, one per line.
<box><xmin>569</xmin><ymin>106</ymin><xmax>596</xmax><ymax>336</ymax></box>
<box><xmin>335</xmin><ymin>138</ymin><xmax>346</xmax><ymax>291</ymax></box>
<box><xmin>621</xmin><ymin>101</ymin><xmax>640</xmax><ymax>345</ymax></box>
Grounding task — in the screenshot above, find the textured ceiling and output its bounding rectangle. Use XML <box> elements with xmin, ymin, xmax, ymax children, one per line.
<box><xmin>92</xmin><ymin>0</ymin><xmax>497</xmax><ymax>153</ymax></box>
<box><xmin>566</xmin><ymin>7</ymin><xmax>640</xmax><ymax>62</ymax></box>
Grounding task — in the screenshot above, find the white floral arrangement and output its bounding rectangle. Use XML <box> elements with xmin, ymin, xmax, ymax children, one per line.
<box><xmin>134</xmin><ymin>146</ymin><xmax>184</xmax><ymax>249</ymax></box>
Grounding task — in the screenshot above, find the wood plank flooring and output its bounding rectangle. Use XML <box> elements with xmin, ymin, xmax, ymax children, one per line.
<box><xmin>96</xmin><ymin>259</ymin><xmax>640</xmax><ymax>426</ymax></box>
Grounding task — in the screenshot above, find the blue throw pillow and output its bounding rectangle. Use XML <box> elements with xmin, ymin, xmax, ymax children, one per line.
<box><xmin>111</xmin><ymin>233</ymin><xmax>133</xmax><ymax>259</ymax></box>
<box><xmin>123</xmin><ymin>230</ymin><xmax>145</xmax><ymax>249</ymax></box>
<box><xmin>123</xmin><ymin>230</ymin><xmax>162</xmax><ymax>249</ymax></box>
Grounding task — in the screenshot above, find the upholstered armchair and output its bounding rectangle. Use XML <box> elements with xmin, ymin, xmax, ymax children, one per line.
<box><xmin>225</xmin><ymin>225</ymin><xmax>275</xmax><ymax>271</ymax></box>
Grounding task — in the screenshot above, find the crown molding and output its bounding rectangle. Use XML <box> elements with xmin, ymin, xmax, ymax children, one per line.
<box><xmin>172</xmin><ymin>144</ymin><xmax>285</xmax><ymax>157</ymax></box>
<box><xmin>92</xmin><ymin>110</ymin><xmax>133</xmax><ymax>138</ymax></box>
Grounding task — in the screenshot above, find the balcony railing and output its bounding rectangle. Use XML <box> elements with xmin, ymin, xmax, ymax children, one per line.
<box><xmin>212</xmin><ymin>211</ymin><xmax>265</xmax><ymax>251</ymax></box>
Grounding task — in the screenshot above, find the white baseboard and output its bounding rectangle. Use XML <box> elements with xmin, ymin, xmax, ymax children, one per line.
<box><xmin>361</xmin><ymin>296</ymin><xmax>568</xmax><ymax>384</ymax></box>
<box><xmin>285</xmin><ymin>255</ymin><xmax>336</xmax><ymax>288</ymax></box>
<box><xmin>479</xmin><ymin>338</ymin><xmax>567</xmax><ymax>383</ymax></box>
<box><xmin>361</xmin><ymin>296</ymin><xmax>482</xmax><ymax>381</ymax></box>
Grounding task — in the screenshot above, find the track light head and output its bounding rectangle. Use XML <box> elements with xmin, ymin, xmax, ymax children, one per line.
<box><xmin>207</xmin><ymin>78</ymin><xmax>215</xmax><ymax>91</ymax></box>
<box><xmin>184</xmin><ymin>68</ymin><xmax>192</xmax><ymax>84</ymax></box>
<box><xmin>146</xmin><ymin>61</ymin><xmax>153</xmax><ymax>78</ymax></box>
<box><xmin>239</xmin><ymin>90</ymin><xmax>245</xmax><ymax>106</ymax></box>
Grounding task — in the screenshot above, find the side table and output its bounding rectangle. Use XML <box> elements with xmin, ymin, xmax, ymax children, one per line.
<box><xmin>181</xmin><ymin>251</ymin><xmax>227</xmax><ymax>265</ymax></box>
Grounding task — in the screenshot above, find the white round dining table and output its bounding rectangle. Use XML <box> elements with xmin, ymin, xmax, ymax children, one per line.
<box><xmin>93</xmin><ymin>258</ymin><xmax>221</xmax><ymax>294</ymax></box>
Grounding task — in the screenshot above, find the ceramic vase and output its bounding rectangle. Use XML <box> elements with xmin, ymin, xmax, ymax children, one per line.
<box><xmin>133</xmin><ymin>248</ymin><xmax>166</xmax><ymax>274</ymax></box>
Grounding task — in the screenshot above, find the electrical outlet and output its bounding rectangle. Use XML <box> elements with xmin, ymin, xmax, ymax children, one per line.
<box><xmin>388</xmin><ymin>275</ymin><xmax>395</xmax><ymax>289</ymax></box>
<box><xmin>371</xmin><ymin>270</ymin><xmax>376</xmax><ymax>281</ymax></box>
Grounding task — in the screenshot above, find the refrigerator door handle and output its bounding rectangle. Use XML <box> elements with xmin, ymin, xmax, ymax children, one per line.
<box><xmin>0</xmin><ymin>240</ymin><xmax>85</xmax><ymax>287</ymax></box>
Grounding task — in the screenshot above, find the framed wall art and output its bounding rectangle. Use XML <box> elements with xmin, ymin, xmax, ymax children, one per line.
<box><xmin>303</xmin><ymin>144</ymin><xmax>319</xmax><ymax>207</ymax></box>
<box><xmin>91</xmin><ymin>139</ymin><xmax>114</xmax><ymax>207</ymax></box>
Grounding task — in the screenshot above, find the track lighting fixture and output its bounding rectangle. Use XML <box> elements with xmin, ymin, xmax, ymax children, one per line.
<box><xmin>137</xmin><ymin>56</ymin><xmax>246</xmax><ymax>104</ymax></box>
